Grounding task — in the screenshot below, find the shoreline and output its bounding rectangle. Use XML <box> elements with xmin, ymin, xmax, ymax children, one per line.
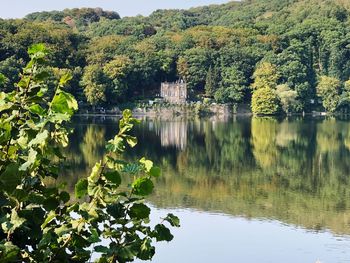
<box><xmin>74</xmin><ymin>111</ymin><xmax>338</xmax><ymax>118</ymax></box>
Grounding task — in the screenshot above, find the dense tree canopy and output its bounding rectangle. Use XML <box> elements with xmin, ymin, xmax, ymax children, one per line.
<box><xmin>1</xmin><ymin>0</ymin><xmax>350</xmax><ymax>112</ymax></box>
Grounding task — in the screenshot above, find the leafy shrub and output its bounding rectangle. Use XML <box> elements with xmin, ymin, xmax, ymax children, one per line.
<box><xmin>251</xmin><ymin>87</ymin><xmax>281</xmax><ymax>115</ymax></box>
<box><xmin>0</xmin><ymin>44</ymin><xmax>179</xmax><ymax>262</ymax></box>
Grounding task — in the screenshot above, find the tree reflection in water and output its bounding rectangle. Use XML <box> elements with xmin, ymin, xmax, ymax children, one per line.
<box><xmin>64</xmin><ymin>116</ymin><xmax>350</xmax><ymax>235</ymax></box>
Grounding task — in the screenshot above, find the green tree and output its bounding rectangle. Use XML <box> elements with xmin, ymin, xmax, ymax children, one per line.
<box><xmin>251</xmin><ymin>87</ymin><xmax>281</xmax><ymax>115</ymax></box>
<box><xmin>277</xmin><ymin>39</ymin><xmax>316</xmax><ymax>110</ymax></box>
<box><xmin>276</xmin><ymin>84</ymin><xmax>299</xmax><ymax>113</ymax></box>
<box><xmin>215</xmin><ymin>66</ymin><xmax>247</xmax><ymax>103</ymax></box>
<box><xmin>177</xmin><ymin>47</ymin><xmax>211</xmax><ymax>91</ymax></box>
<box><xmin>81</xmin><ymin>64</ymin><xmax>109</xmax><ymax>106</ymax></box>
<box><xmin>251</xmin><ymin>62</ymin><xmax>279</xmax><ymax>91</ymax></box>
<box><xmin>0</xmin><ymin>56</ymin><xmax>24</xmax><ymax>92</ymax></box>
<box><xmin>205</xmin><ymin>66</ymin><xmax>219</xmax><ymax>97</ymax></box>
<box><xmin>103</xmin><ymin>55</ymin><xmax>132</xmax><ymax>101</ymax></box>
<box><xmin>316</xmin><ymin>75</ymin><xmax>342</xmax><ymax>112</ymax></box>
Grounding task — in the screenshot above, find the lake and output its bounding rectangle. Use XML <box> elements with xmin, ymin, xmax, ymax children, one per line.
<box><xmin>66</xmin><ymin>115</ymin><xmax>350</xmax><ymax>263</ymax></box>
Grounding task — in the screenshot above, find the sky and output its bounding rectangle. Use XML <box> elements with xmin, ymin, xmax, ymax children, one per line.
<box><xmin>0</xmin><ymin>0</ymin><xmax>231</xmax><ymax>19</ymax></box>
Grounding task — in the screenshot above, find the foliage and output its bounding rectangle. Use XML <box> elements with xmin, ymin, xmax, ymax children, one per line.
<box><xmin>204</xmin><ymin>66</ymin><xmax>219</xmax><ymax>98</ymax></box>
<box><xmin>177</xmin><ymin>47</ymin><xmax>211</xmax><ymax>91</ymax></box>
<box><xmin>316</xmin><ymin>75</ymin><xmax>342</xmax><ymax>112</ymax></box>
<box><xmin>251</xmin><ymin>62</ymin><xmax>279</xmax><ymax>91</ymax></box>
<box><xmin>88</xmin><ymin>17</ymin><xmax>156</xmax><ymax>39</ymax></box>
<box><xmin>0</xmin><ymin>57</ymin><xmax>24</xmax><ymax>92</ymax></box>
<box><xmin>0</xmin><ymin>45</ymin><xmax>178</xmax><ymax>262</ymax></box>
<box><xmin>4</xmin><ymin>0</ymin><xmax>350</xmax><ymax>111</ymax></box>
<box><xmin>251</xmin><ymin>87</ymin><xmax>281</xmax><ymax>115</ymax></box>
<box><xmin>215</xmin><ymin>66</ymin><xmax>247</xmax><ymax>103</ymax></box>
<box><xmin>276</xmin><ymin>84</ymin><xmax>299</xmax><ymax>113</ymax></box>
<box><xmin>26</xmin><ymin>8</ymin><xmax>120</xmax><ymax>30</ymax></box>
<box><xmin>81</xmin><ymin>64</ymin><xmax>108</xmax><ymax>106</ymax></box>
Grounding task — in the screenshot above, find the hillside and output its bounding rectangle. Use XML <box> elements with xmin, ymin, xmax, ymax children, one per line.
<box><xmin>1</xmin><ymin>0</ymin><xmax>350</xmax><ymax>113</ymax></box>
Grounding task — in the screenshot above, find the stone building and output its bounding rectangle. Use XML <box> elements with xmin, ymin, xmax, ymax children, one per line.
<box><xmin>160</xmin><ymin>80</ymin><xmax>187</xmax><ymax>104</ymax></box>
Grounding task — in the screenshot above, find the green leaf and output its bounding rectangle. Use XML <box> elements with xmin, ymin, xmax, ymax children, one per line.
<box><xmin>0</xmin><ymin>103</ymin><xmax>13</xmax><ymax>113</ymax></box>
<box><xmin>5</xmin><ymin>210</ymin><xmax>26</xmax><ymax>234</ymax></box>
<box><xmin>71</xmin><ymin>218</ymin><xmax>86</xmax><ymax>233</ymax></box>
<box><xmin>0</xmin><ymin>73</ymin><xmax>6</xmax><ymax>85</ymax></box>
<box><xmin>34</xmin><ymin>71</ymin><xmax>50</xmax><ymax>81</ymax></box>
<box><xmin>122</xmin><ymin>163</ymin><xmax>141</xmax><ymax>175</ymax></box>
<box><xmin>153</xmin><ymin>224</ymin><xmax>173</xmax><ymax>242</ymax></box>
<box><xmin>104</xmin><ymin>171</ymin><xmax>121</xmax><ymax>186</ymax></box>
<box><xmin>164</xmin><ymin>213</ymin><xmax>180</xmax><ymax>227</ymax></box>
<box><xmin>28</xmin><ymin>193</ymin><xmax>45</xmax><ymax>204</ymax></box>
<box><xmin>11</xmin><ymin>211</ymin><xmax>25</xmax><ymax>228</ymax></box>
<box><xmin>119</xmin><ymin>245</ymin><xmax>138</xmax><ymax>261</ymax></box>
<box><xmin>59</xmin><ymin>73</ymin><xmax>73</xmax><ymax>86</ymax></box>
<box><xmin>54</xmin><ymin>225</ymin><xmax>70</xmax><ymax>236</ymax></box>
<box><xmin>0</xmin><ymin>163</ymin><xmax>21</xmax><ymax>193</ymax></box>
<box><xmin>94</xmin><ymin>245</ymin><xmax>109</xmax><ymax>253</ymax></box>
<box><xmin>0</xmin><ymin>242</ymin><xmax>20</xmax><ymax>263</ymax></box>
<box><xmin>149</xmin><ymin>166</ymin><xmax>161</xmax><ymax>177</ymax></box>
<box><xmin>41</xmin><ymin>211</ymin><xmax>56</xmax><ymax>229</ymax></box>
<box><xmin>0</xmin><ymin>93</ymin><xmax>12</xmax><ymax>112</ymax></box>
<box><xmin>29</xmin><ymin>104</ymin><xmax>46</xmax><ymax>116</ymax></box>
<box><xmin>0</xmin><ymin>122</ymin><xmax>11</xmax><ymax>144</ymax></box>
<box><xmin>132</xmin><ymin>177</ymin><xmax>154</xmax><ymax>196</ymax></box>
<box><xmin>128</xmin><ymin>203</ymin><xmax>151</xmax><ymax>220</ymax></box>
<box><xmin>122</xmin><ymin>109</ymin><xmax>132</xmax><ymax>119</ymax></box>
<box><xmin>59</xmin><ymin>191</ymin><xmax>70</xmax><ymax>203</ymax></box>
<box><xmin>43</xmin><ymin>197</ymin><xmax>59</xmax><ymax>211</ymax></box>
<box><xmin>138</xmin><ymin>238</ymin><xmax>155</xmax><ymax>260</ymax></box>
<box><xmin>107</xmin><ymin>203</ymin><xmax>125</xmax><ymax>218</ymax></box>
<box><xmin>87</xmin><ymin>228</ymin><xmax>101</xmax><ymax>243</ymax></box>
<box><xmin>49</xmin><ymin>112</ymin><xmax>70</xmax><ymax>122</ymax></box>
<box><xmin>88</xmin><ymin>161</ymin><xmax>101</xmax><ymax>186</ymax></box>
<box><xmin>75</xmin><ymin>179</ymin><xmax>88</xmax><ymax>198</ymax></box>
<box><xmin>51</xmin><ymin>90</ymin><xmax>78</xmax><ymax>116</ymax></box>
<box><xmin>17</xmin><ymin>77</ymin><xmax>30</xmax><ymax>89</ymax></box>
<box><xmin>29</xmin><ymin>130</ymin><xmax>48</xmax><ymax>146</ymax></box>
<box><xmin>125</xmin><ymin>135</ymin><xmax>137</xmax><ymax>147</ymax></box>
<box><xmin>19</xmin><ymin>149</ymin><xmax>37</xmax><ymax>171</ymax></box>
<box><xmin>12</xmin><ymin>189</ymin><xmax>27</xmax><ymax>202</ymax></box>
<box><xmin>140</xmin><ymin>158</ymin><xmax>153</xmax><ymax>172</ymax></box>
<box><xmin>106</xmin><ymin>135</ymin><xmax>124</xmax><ymax>153</ymax></box>
<box><xmin>28</xmin><ymin>43</ymin><xmax>47</xmax><ymax>55</ymax></box>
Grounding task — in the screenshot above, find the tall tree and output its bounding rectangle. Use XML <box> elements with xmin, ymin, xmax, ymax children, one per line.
<box><xmin>316</xmin><ymin>75</ymin><xmax>342</xmax><ymax>112</ymax></box>
<box><xmin>251</xmin><ymin>62</ymin><xmax>279</xmax><ymax>90</ymax></box>
<box><xmin>215</xmin><ymin>66</ymin><xmax>247</xmax><ymax>103</ymax></box>
<box><xmin>205</xmin><ymin>66</ymin><xmax>219</xmax><ymax>97</ymax></box>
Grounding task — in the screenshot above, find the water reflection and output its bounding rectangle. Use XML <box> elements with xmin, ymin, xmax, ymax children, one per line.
<box><xmin>65</xmin><ymin>116</ymin><xmax>350</xmax><ymax>236</ymax></box>
<box><xmin>149</xmin><ymin>119</ymin><xmax>188</xmax><ymax>150</ymax></box>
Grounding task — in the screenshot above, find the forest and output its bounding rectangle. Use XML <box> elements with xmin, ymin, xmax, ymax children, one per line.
<box><xmin>1</xmin><ymin>0</ymin><xmax>350</xmax><ymax>114</ymax></box>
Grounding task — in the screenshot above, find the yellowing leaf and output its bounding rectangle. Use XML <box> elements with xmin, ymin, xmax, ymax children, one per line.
<box><xmin>140</xmin><ymin>158</ymin><xmax>153</xmax><ymax>172</ymax></box>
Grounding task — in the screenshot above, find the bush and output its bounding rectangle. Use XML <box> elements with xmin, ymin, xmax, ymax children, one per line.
<box><xmin>0</xmin><ymin>44</ymin><xmax>179</xmax><ymax>262</ymax></box>
<box><xmin>251</xmin><ymin>87</ymin><xmax>281</xmax><ymax>115</ymax></box>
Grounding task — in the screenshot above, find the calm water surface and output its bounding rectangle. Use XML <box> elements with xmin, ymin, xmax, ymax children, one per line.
<box><xmin>66</xmin><ymin>116</ymin><xmax>350</xmax><ymax>263</ymax></box>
